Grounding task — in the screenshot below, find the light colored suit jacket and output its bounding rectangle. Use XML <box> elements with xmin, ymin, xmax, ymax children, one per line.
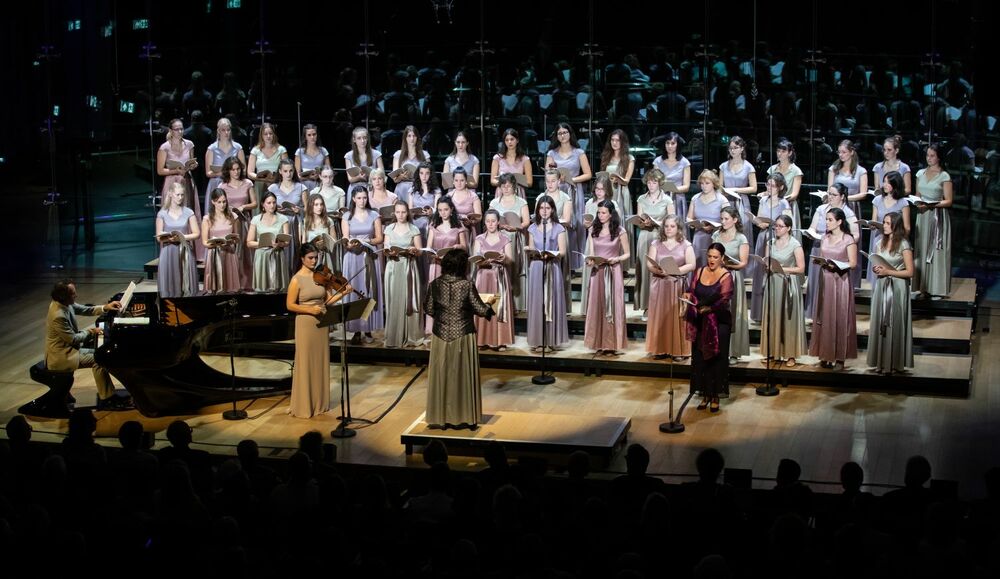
<box><xmin>45</xmin><ymin>300</ymin><xmax>105</xmax><ymax>371</ymax></box>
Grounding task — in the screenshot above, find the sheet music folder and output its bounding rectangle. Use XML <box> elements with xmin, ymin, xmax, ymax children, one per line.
<box><xmin>315</xmin><ymin>298</ymin><xmax>376</xmax><ymax>328</ymax></box>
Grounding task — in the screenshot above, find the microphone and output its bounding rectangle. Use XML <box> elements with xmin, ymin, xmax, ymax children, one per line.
<box><xmin>216</xmin><ymin>298</ymin><xmax>238</xmax><ymax>307</ymax></box>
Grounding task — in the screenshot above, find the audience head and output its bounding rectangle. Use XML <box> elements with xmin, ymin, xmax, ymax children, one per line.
<box><xmin>695</xmin><ymin>448</ymin><xmax>725</xmax><ymax>483</ymax></box>
<box><xmin>776</xmin><ymin>458</ymin><xmax>802</xmax><ymax>486</ymax></box>
<box><xmin>840</xmin><ymin>461</ymin><xmax>864</xmax><ymax>493</ymax></box>
<box><xmin>5</xmin><ymin>415</ymin><xmax>32</xmax><ymax>445</ymax></box>
<box><xmin>422</xmin><ymin>439</ymin><xmax>449</xmax><ymax>466</ymax></box>
<box><xmin>484</xmin><ymin>441</ymin><xmax>508</xmax><ymax>470</ymax></box>
<box><xmin>166</xmin><ymin>420</ymin><xmax>194</xmax><ymax>448</ymax></box>
<box><xmin>567</xmin><ymin>450</ymin><xmax>591</xmax><ymax>480</ymax></box>
<box><xmin>904</xmin><ymin>455</ymin><xmax>932</xmax><ymax>488</ymax></box>
<box><xmin>237</xmin><ymin>439</ymin><xmax>259</xmax><ymax>462</ymax></box>
<box><xmin>117</xmin><ymin>420</ymin><xmax>145</xmax><ymax>451</ymax></box>
<box><xmin>625</xmin><ymin>443</ymin><xmax>651</xmax><ymax>477</ymax></box>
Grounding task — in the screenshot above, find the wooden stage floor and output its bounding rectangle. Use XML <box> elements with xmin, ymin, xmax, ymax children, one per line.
<box><xmin>1</xmin><ymin>270</ymin><xmax>998</xmax><ymax>499</ymax></box>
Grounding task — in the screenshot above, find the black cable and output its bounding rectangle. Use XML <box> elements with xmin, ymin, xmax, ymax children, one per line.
<box><xmin>355</xmin><ymin>365</ymin><xmax>426</xmax><ymax>427</ymax></box>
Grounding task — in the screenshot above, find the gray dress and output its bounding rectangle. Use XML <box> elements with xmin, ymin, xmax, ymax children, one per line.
<box><xmin>547</xmin><ymin>148</ymin><xmax>588</xmax><ymax>270</ymax></box>
<box><xmin>914</xmin><ymin>169</ymin><xmax>952</xmax><ymax>296</ymax></box>
<box><xmin>423</xmin><ymin>274</ymin><xmax>494</xmax><ymax>427</ymax></box>
<box><xmin>767</xmin><ymin>162</ymin><xmax>804</xmax><ymax>241</ymax></box>
<box><xmin>156</xmin><ymin>208</ymin><xmax>199</xmax><ymax>298</ymax></box>
<box><xmin>634</xmin><ymin>193</ymin><xmax>674</xmax><ymax>310</ymax></box>
<box><xmin>759</xmin><ymin>237</ymin><xmax>806</xmax><ymax>361</ymax></box>
<box><xmin>866</xmin><ymin>240</ymin><xmax>914</xmax><ymax>373</ymax></box>
<box><xmin>654</xmin><ymin>155</ymin><xmax>691</xmax><ymax>228</ymax></box>
<box><xmin>295</xmin><ymin>146</ymin><xmax>329</xmax><ymax>191</ymax></box>
<box><xmin>289</xmin><ymin>271</ymin><xmax>330</xmax><ymax>418</ymax></box>
<box><xmin>250</xmin><ymin>213</ymin><xmax>290</xmax><ymax>291</ymax></box>
<box><xmin>720</xmin><ymin>159</ymin><xmax>756</xmax><ymax>248</ymax></box>
<box><xmin>383</xmin><ymin>223</ymin><xmax>424</xmax><ymax>348</ymax></box>
<box><xmin>712</xmin><ymin>230</ymin><xmax>750</xmax><ymax>357</ymax></box>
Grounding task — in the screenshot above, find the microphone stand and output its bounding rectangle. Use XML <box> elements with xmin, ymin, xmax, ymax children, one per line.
<box><xmin>532</xmin><ymin>219</ymin><xmax>555</xmax><ymax>385</ymax></box>
<box><xmin>219</xmin><ymin>298</ymin><xmax>248</xmax><ymax>420</ymax></box>
<box><xmin>331</xmin><ymin>260</ymin><xmax>375</xmax><ymax>439</ymax></box>
<box><xmin>756</xmin><ymin>215</ymin><xmax>780</xmax><ymax>397</ymax></box>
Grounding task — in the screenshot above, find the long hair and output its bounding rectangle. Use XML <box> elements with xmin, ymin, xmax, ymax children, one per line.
<box><xmin>826</xmin><ymin>207</ymin><xmax>853</xmax><ymax>236</ymax></box>
<box><xmin>697</xmin><ymin>169</ymin><xmax>722</xmax><ymax>192</ymax></box>
<box><xmin>776</xmin><ymin>138</ymin><xmax>796</xmax><ymax>163</ymax></box>
<box><xmin>497</xmin><ymin>128</ymin><xmax>526</xmax><ymax>160</ymax></box>
<box><xmin>828</xmin><ymin>182</ymin><xmax>848</xmax><ymax>205</ymax></box>
<box><xmin>883</xmin><ymin>134</ymin><xmax>903</xmax><ymax>158</ymax></box>
<box><xmin>881</xmin><ymin>170</ymin><xmax>905</xmax><ymax>201</ymax></box>
<box><xmin>658</xmin><ymin>214</ymin><xmax>686</xmax><ymax>243</ymax></box>
<box><xmin>299</xmin><ymin>241</ymin><xmax>319</xmax><ymax>260</ymax></box>
<box><xmin>347</xmin><ymin>185</ymin><xmax>369</xmax><ymax>220</ymax></box>
<box><xmin>774</xmin><ymin>214</ymin><xmax>793</xmax><ymax>235</ymax></box>
<box><xmin>400</xmin><ymin>125</ymin><xmax>427</xmax><ymax>163</ymax></box>
<box><xmin>600</xmin><ymin>129</ymin><xmax>631</xmax><ymax>177</ymax></box>
<box><xmin>925</xmin><ymin>142</ymin><xmax>947</xmax><ymax>172</ymax></box>
<box><xmin>162</xmin><ymin>182</ymin><xmax>186</xmax><ymax>211</ymax></box>
<box><xmin>482</xmin><ymin>209</ymin><xmax>502</xmax><ymax>233</ymax></box>
<box><xmin>720</xmin><ymin>205</ymin><xmax>743</xmax><ymax>233</ymax></box>
<box><xmin>432</xmin><ymin>196</ymin><xmax>461</xmax><ymax>228</ymax></box>
<box><xmin>256</xmin><ymin>122</ymin><xmax>279</xmax><ymax>150</ymax></box>
<box><xmin>216</xmin><ymin>117</ymin><xmax>232</xmax><ymax>141</ymax></box>
<box><xmin>277</xmin><ymin>158</ymin><xmax>299</xmax><ymax>184</ymax></box>
<box><xmin>533</xmin><ymin>195</ymin><xmax>557</xmax><ymax>226</ymax></box>
<box><xmin>707</xmin><ymin>242</ymin><xmax>727</xmax><ymax>261</ymax></box>
<box><xmin>591</xmin><ymin>173</ymin><xmax>613</xmax><ymax>202</ymax></box>
<box><xmin>221</xmin><ymin>156</ymin><xmax>245</xmax><ymax>184</ymax></box>
<box><xmin>548</xmin><ymin>122</ymin><xmax>580</xmax><ymax>151</ymax></box>
<box><xmin>728</xmin><ymin>135</ymin><xmax>747</xmax><ymax>161</ymax></box>
<box><xmin>415</xmin><ymin>161</ymin><xmax>440</xmax><ymax>196</ymax></box>
<box><xmin>260</xmin><ymin>190</ymin><xmax>279</xmax><ymax>215</ymax></box>
<box><xmin>662</xmin><ymin>131</ymin><xmax>683</xmax><ymax>160</ymax></box>
<box><xmin>300</xmin><ymin>123</ymin><xmax>323</xmax><ymax>149</ymax></box>
<box><xmin>389</xmin><ymin>200</ymin><xmax>412</xmax><ymax>224</ymax></box>
<box><xmin>351</xmin><ymin>126</ymin><xmax>374</xmax><ymax>168</ymax></box>
<box><xmin>590</xmin><ymin>199</ymin><xmax>621</xmax><ymax>240</ymax></box>
<box><xmin>880</xmin><ymin>211</ymin><xmax>907</xmax><ymax>254</ymax></box>
<box><xmin>832</xmin><ymin>139</ymin><xmax>859</xmax><ymax>176</ymax></box>
<box><xmin>208</xmin><ymin>188</ymin><xmax>235</xmax><ymax>228</ymax></box>
<box><xmin>165</xmin><ymin>118</ymin><xmax>184</xmax><ymax>144</ymax></box>
<box><xmin>450</xmin><ymin>130</ymin><xmax>472</xmax><ymax>157</ymax></box>
<box><xmin>305</xmin><ymin>193</ymin><xmax>331</xmax><ymax>230</ymax></box>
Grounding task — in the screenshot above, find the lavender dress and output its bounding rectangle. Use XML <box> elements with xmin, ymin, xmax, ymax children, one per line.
<box><xmin>342</xmin><ymin>209</ymin><xmax>385</xmax><ymax>333</ymax></box>
<box><xmin>808</xmin><ymin>234</ymin><xmax>858</xmax><ymax>362</ymax></box>
<box><xmin>344</xmin><ymin>149</ymin><xmax>382</xmax><ymax>195</ymax></box>
<box><xmin>157</xmin><ymin>208</ymin><xmax>199</xmax><ymax>298</ymax></box>
<box><xmin>445</xmin><ymin>154</ymin><xmax>480</xmax><ymax>181</ymax></box>
<box><xmin>749</xmin><ymin>197</ymin><xmax>791</xmax><ymax>322</ymax></box>
<box><xmin>646</xmin><ymin>240</ymin><xmax>692</xmax><ymax>356</ymax></box>
<box><xmin>720</xmin><ymin>159</ymin><xmax>756</xmax><ymax>247</ymax></box>
<box><xmin>831</xmin><ymin>163</ymin><xmax>867</xmax><ymax>229</ymax></box>
<box><xmin>805</xmin><ymin>204</ymin><xmax>856</xmax><ymax>319</ymax></box>
<box><xmin>425</xmin><ymin>225</ymin><xmax>463</xmax><ymax>334</ymax></box>
<box><xmin>527</xmin><ymin>221</ymin><xmax>569</xmax><ymax>348</ymax></box>
<box><xmin>295</xmin><ymin>146</ymin><xmax>329</xmax><ymax>190</ymax></box>
<box><xmin>204</xmin><ymin>141</ymin><xmax>243</xmax><ymax>216</ymax></box>
<box><xmin>495</xmin><ymin>154</ymin><xmax>530</xmax><ymax>198</ymax></box>
<box><xmin>871</xmin><ymin>161</ymin><xmax>911</xmax><ymax>192</ymax></box>
<box><xmin>583</xmin><ymin>231</ymin><xmax>627</xmax><ymax>351</ymax></box>
<box><xmin>160</xmin><ymin>140</ymin><xmax>204</xmax><ymax>260</ymax></box>
<box><xmin>547</xmin><ymin>148</ymin><xmax>588</xmax><ymax>269</ymax></box>
<box><xmin>654</xmin><ymin>155</ymin><xmax>691</xmax><ymax>227</ymax></box>
<box><xmin>474</xmin><ymin>233</ymin><xmax>515</xmax><ymax>347</ymax></box>
<box><xmin>203</xmin><ymin>215</ymin><xmax>241</xmax><ymax>293</ymax></box>
<box><xmin>867</xmin><ymin>194</ymin><xmax>908</xmax><ymax>283</ymax></box>
<box><xmin>689</xmin><ymin>192</ymin><xmax>728</xmax><ymax>269</ymax></box>
<box><xmin>767</xmin><ymin>162</ymin><xmax>804</xmax><ymax>241</ymax></box>
<box><xmin>268</xmin><ymin>182</ymin><xmax>308</xmax><ymax>275</ymax></box>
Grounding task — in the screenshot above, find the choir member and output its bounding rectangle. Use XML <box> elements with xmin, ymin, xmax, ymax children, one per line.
<box><xmin>425</xmin><ymin>196</ymin><xmax>468</xmax><ymax>334</ymax></box>
<box><xmin>582</xmin><ymin>174</ymin><xmax>625</xmax><ymax>308</ymax></box>
<box><xmin>634</xmin><ymin>169</ymin><xmax>675</xmax><ymax>319</ymax></box>
<box><xmin>536</xmin><ymin>169</ymin><xmax>574</xmax><ymax>311</ymax></box>
<box><xmin>157</xmin><ymin>118</ymin><xmax>202</xmax><ymax>259</ymax></box>
<box><xmin>156</xmin><ymin>182</ymin><xmax>200</xmax><ymax>298</ymax></box>
<box><xmin>446</xmin><ymin>167</ymin><xmax>483</xmax><ymax>234</ymax></box>
<box><xmin>526</xmin><ymin>195</ymin><xmax>569</xmax><ymax>351</ymax></box>
<box><xmin>766</xmin><ymin>139</ymin><xmax>804</xmax><ymax>241</ymax></box>
<box><xmin>202</xmin><ymin>189</ymin><xmax>241</xmax><ymax>292</ymax></box>
<box><xmin>368</xmin><ymin>168</ymin><xmax>399</xmax><ymax>212</ymax></box>
<box><xmin>344</xmin><ymin>126</ymin><xmax>383</xmax><ymax>195</ymax></box>
<box><xmin>653</xmin><ymin>131</ymin><xmax>691</xmax><ymax>225</ymax></box>
<box><xmin>391</xmin><ymin>125</ymin><xmax>430</xmax><ymax>204</ymax></box>
<box><xmin>341</xmin><ymin>185</ymin><xmax>385</xmax><ymax>344</ymax></box>
<box><xmin>545</xmin><ymin>122</ymin><xmax>592</xmax><ymax>269</ymax></box>
<box><xmin>218</xmin><ymin>156</ymin><xmax>256</xmax><ymax>290</ymax></box>
<box><xmin>687</xmin><ymin>169</ymin><xmax>730</xmax><ymax>269</ymax></box>
<box><xmin>646</xmin><ymin>215</ymin><xmax>695</xmax><ymax>360</ymax></box>
<box><xmin>872</xmin><ymin>134</ymin><xmax>912</xmax><ymax>195</ymax></box>
<box><xmin>302</xmin><ymin>194</ymin><xmax>336</xmax><ymax>271</ymax></box>
<box><xmin>583</xmin><ymin>200</ymin><xmax>630</xmax><ymax>355</ymax></box>
<box><xmin>443</xmin><ymin>131</ymin><xmax>480</xmax><ymax>190</ymax></box>
<box><xmin>203</xmin><ymin>117</ymin><xmax>246</xmax><ymax>217</ymax></box>
<box><xmin>310</xmin><ymin>166</ymin><xmax>347</xmax><ymax>270</ymax></box>
<box><xmin>686</xmin><ymin>242</ymin><xmax>735</xmax><ymax>413</ymax></box>
<box><xmin>867</xmin><ymin>170</ymin><xmax>910</xmax><ymax>283</ymax></box>
<box><xmin>828</xmin><ymin>139</ymin><xmax>869</xmax><ymax>220</ymax></box>
<box><xmin>294</xmin><ymin>123</ymin><xmax>330</xmax><ymax>191</ymax></box>
<box><xmin>248</xmin><ymin>122</ymin><xmax>289</xmax><ymax>202</ymax></box>
<box><xmin>489</xmin><ymin>173</ymin><xmax>530</xmax><ymax>312</ymax></box>
<box><xmin>759</xmin><ymin>215</ymin><xmax>806</xmax><ymax>367</ymax></box>
<box><xmin>914</xmin><ymin>143</ymin><xmax>953</xmax><ymax>298</ymax></box>
<box><xmin>749</xmin><ymin>173</ymin><xmax>793</xmax><ymax>323</ymax></box>
<box><xmin>383</xmin><ymin>201</ymin><xmax>424</xmax><ymax>348</ymax></box>
<box><xmin>247</xmin><ymin>190</ymin><xmax>291</xmax><ymax>291</ymax></box>
<box><xmin>474</xmin><ymin>209</ymin><xmax>516</xmax><ymax>350</ymax></box>
<box><xmin>711</xmin><ymin>206</ymin><xmax>750</xmax><ymax>360</ymax></box>
<box><xmin>809</xmin><ymin>208</ymin><xmax>858</xmax><ymax>370</ymax></box>
<box><xmin>867</xmin><ymin>211</ymin><xmax>914</xmax><ymax>374</ymax></box>
<box><xmin>600</xmin><ymin>129</ymin><xmax>635</xmax><ymax>220</ymax></box>
<box><xmin>268</xmin><ymin>159</ymin><xmax>307</xmax><ymax>274</ymax></box>
<box><xmin>805</xmin><ymin>183</ymin><xmax>858</xmax><ymax>320</ymax></box>
<box><xmin>490</xmin><ymin>128</ymin><xmax>532</xmax><ymax>196</ymax></box>
<box><xmin>719</xmin><ymin>135</ymin><xmax>757</xmax><ymax>249</ymax></box>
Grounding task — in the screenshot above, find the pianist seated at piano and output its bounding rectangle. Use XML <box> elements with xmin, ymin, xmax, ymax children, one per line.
<box><xmin>46</xmin><ymin>279</ymin><xmax>132</xmax><ymax>411</ymax></box>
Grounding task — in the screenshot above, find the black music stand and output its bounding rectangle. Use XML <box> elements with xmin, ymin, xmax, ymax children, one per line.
<box><xmin>317</xmin><ymin>297</ymin><xmax>377</xmax><ymax>438</ymax></box>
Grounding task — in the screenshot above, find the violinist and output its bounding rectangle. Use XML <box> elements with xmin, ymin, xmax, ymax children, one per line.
<box><xmin>286</xmin><ymin>242</ymin><xmax>353</xmax><ymax>418</ymax></box>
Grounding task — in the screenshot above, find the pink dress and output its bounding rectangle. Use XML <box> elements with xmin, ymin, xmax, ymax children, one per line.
<box><xmin>448</xmin><ymin>189</ymin><xmax>479</xmax><ymax>249</ymax></box>
<box><xmin>494</xmin><ymin>154</ymin><xmax>530</xmax><ymax>198</ymax></box>
<box><xmin>646</xmin><ymin>240</ymin><xmax>692</xmax><ymax>356</ymax></box>
<box><xmin>425</xmin><ymin>225</ymin><xmax>463</xmax><ymax>334</ymax></box>
<box><xmin>203</xmin><ymin>216</ymin><xmax>241</xmax><ymax>292</ymax></box>
<box><xmin>809</xmin><ymin>234</ymin><xmax>858</xmax><ymax>362</ymax></box>
<box><xmin>584</xmin><ymin>231</ymin><xmax>628</xmax><ymax>351</ymax></box>
<box><xmin>219</xmin><ymin>179</ymin><xmax>254</xmax><ymax>289</ymax></box>
<box><xmin>474</xmin><ymin>233</ymin><xmax>515</xmax><ymax>347</ymax></box>
<box><xmin>160</xmin><ymin>140</ymin><xmax>205</xmax><ymax>259</ymax></box>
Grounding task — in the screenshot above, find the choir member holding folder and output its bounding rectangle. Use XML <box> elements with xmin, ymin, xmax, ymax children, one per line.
<box><xmin>808</xmin><ymin>208</ymin><xmax>858</xmax><ymax>370</ymax></box>
<box><xmin>645</xmin><ymin>215</ymin><xmax>695</xmax><ymax>360</ymax></box>
<box><xmin>582</xmin><ymin>201</ymin><xmax>630</xmax><ymax>355</ymax></box>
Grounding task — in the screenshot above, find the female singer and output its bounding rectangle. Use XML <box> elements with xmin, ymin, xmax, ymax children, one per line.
<box><xmin>759</xmin><ymin>215</ymin><xmax>806</xmax><ymax>367</ymax></box>
<box><xmin>634</xmin><ymin>169</ymin><xmax>675</xmax><ymax>319</ymax></box>
<box><xmin>203</xmin><ymin>117</ymin><xmax>246</xmax><ymax>217</ymax></box>
<box><xmin>341</xmin><ymin>185</ymin><xmax>385</xmax><ymax>344</ymax></box>
<box><xmin>600</xmin><ymin>129</ymin><xmax>635</xmax><ymax>220</ymax></box>
<box><xmin>247</xmin><ymin>191</ymin><xmax>291</xmax><ymax>292</ymax></box>
<box><xmin>490</xmin><ymin>128</ymin><xmax>532</xmax><ymax>195</ymax></box>
<box><xmin>391</xmin><ymin>125</ymin><xmax>430</xmax><ymax>204</ymax></box>
<box><xmin>443</xmin><ymin>131</ymin><xmax>480</xmax><ymax>190</ymax></box>
<box><xmin>749</xmin><ymin>173</ymin><xmax>793</xmax><ymax>323</ymax></box>
<box><xmin>286</xmin><ymin>243</ymin><xmax>353</xmax><ymax>418</ymax></box>
<box><xmin>583</xmin><ymin>200</ymin><xmax>630</xmax><ymax>355</ymax></box>
<box><xmin>766</xmin><ymin>139</ymin><xmax>804</xmax><ymax>239</ymax></box>
<box><xmin>545</xmin><ymin>122</ymin><xmax>592</xmax><ymax>269</ymax></box>
<box><xmin>423</xmin><ymin>248</ymin><xmax>496</xmax><ymax>430</ymax></box>
<box><xmin>218</xmin><ymin>156</ymin><xmax>256</xmax><ymax>290</ymax></box>
<box><xmin>537</xmin><ymin>169</ymin><xmax>575</xmax><ymax>311</ymax></box>
<box><xmin>868</xmin><ymin>170</ymin><xmax>910</xmax><ymax>283</ymax></box>
<box><xmin>302</xmin><ymin>194</ymin><xmax>336</xmax><ymax>271</ymax></box>
<box><xmin>344</xmin><ymin>126</ymin><xmax>384</xmax><ymax>195</ymax></box>
<box><xmin>646</xmin><ymin>215</ymin><xmax>695</xmax><ymax>360</ymax></box>
<box><xmin>805</xmin><ymin>183</ymin><xmax>858</xmax><ymax>320</ymax></box>
<box><xmin>157</xmin><ymin>119</ymin><xmax>202</xmax><ymax>258</ymax></box>
<box><xmin>867</xmin><ymin>212</ymin><xmax>914</xmax><ymax>374</ymax></box>
<box><xmin>653</xmin><ymin>131</ymin><xmax>691</xmax><ymax>224</ymax></box>
<box><xmin>711</xmin><ymin>206</ymin><xmax>750</xmax><ymax>360</ymax></box>
<box><xmin>872</xmin><ymin>135</ymin><xmax>912</xmax><ymax>195</ymax></box>
<box><xmin>247</xmin><ymin>123</ymin><xmax>288</xmax><ymax>201</ymax></box>
<box><xmin>156</xmin><ymin>182</ymin><xmax>200</xmax><ymax>298</ymax></box>
<box><xmin>914</xmin><ymin>143</ymin><xmax>953</xmax><ymax>298</ymax></box>
<box><xmin>687</xmin><ymin>169</ymin><xmax>730</xmax><ymax>269</ymax></box>
<box><xmin>474</xmin><ymin>209</ymin><xmax>516</xmax><ymax>350</ymax></box>
<box><xmin>310</xmin><ymin>166</ymin><xmax>347</xmax><ymax>270</ymax></box>
<box><xmin>383</xmin><ymin>201</ymin><xmax>424</xmax><ymax>348</ymax></box>
<box><xmin>368</xmin><ymin>168</ymin><xmax>399</xmax><ymax>215</ymax></box>
<box><xmin>828</xmin><ymin>139</ymin><xmax>869</xmax><ymax>219</ymax></box>
<box><xmin>269</xmin><ymin>159</ymin><xmax>307</xmax><ymax>274</ymax></box>
<box><xmin>809</xmin><ymin>208</ymin><xmax>858</xmax><ymax>370</ymax></box>
<box><xmin>409</xmin><ymin>163</ymin><xmax>442</xmax><ymax>238</ymax></box>
<box><xmin>719</xmin><ymin>136</ymin><xmax>757</xmax><ymax>248</ymax></box>
<box><xmin>685</xmin><ymin>242</ymin><xmax>735</xmax><ymax>413</ymax></box>
<box><xmin>294</xmin><ymin>123</ymin><xmax>330</xmax><ymax>191</ymax></box>
<box><xmin>426</xmin><ymin>197</ymin><xmax>469</xmax><ymax>334</ymax></box>
<box><xmin>202</xmin><ymin>189</ymin><xmax>241</xmax><ymax>292</ymax></box>
<box><xmin>446</xmin><ymin>167</ymin><xmax>482</xmax><ymax>234</ymax></box>
<box><xmin>582</xmin><ymin>174</ymin><xmax>625</xmax><ymax>305</ymax></box>
<box><xmin>527</xmin><ymin>195</ymin><xmax>569</xmax><ymax>351</ymax></box>
<box><xmin>489</xmin><ymin>173</ymin><xmax>530</xmax><ymax>312</ymax></box>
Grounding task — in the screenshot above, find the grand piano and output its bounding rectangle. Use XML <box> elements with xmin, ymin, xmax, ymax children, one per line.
<box><xmin>96</xmin><ymin>287</ymin><xmax>294</xmax><ymax>417</ymax></box>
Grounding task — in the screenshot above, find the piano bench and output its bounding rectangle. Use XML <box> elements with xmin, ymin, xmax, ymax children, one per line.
<box><xmin>21</xmin><ymin>361</ymin><xmax>76</xmax><ymax>418</ymax></box>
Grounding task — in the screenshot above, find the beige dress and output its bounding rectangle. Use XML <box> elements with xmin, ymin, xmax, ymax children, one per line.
<box><xmin>289</xmin><ymin>271</ymin><xmax>330</xmax><ymax>418</ymax></box>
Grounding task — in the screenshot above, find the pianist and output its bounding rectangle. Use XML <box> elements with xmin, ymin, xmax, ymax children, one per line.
<box><xmin>46</xmin><ymin>279</ymin><xmax>130</xmax><ymax>410</ymax></box>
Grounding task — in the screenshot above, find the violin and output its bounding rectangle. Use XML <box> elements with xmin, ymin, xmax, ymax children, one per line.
<box><xmin>312</xmin><ymin>265</ymin><xmax>365</xmax><ymax>301</ymax></box>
